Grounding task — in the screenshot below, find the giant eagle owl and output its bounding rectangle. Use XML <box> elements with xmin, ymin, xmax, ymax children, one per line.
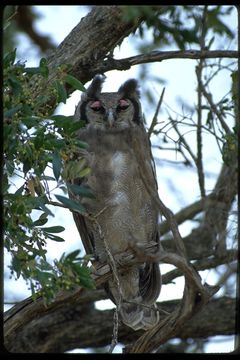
<box><xmin>69</xmin><ymin>75</ymin><xmax>161</xmax><ymax>330</ymax></box>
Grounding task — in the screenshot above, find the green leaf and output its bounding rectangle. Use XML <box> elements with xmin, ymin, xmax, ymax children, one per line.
<box><xmin>78</xmin><ymin>167</ymin><xmax>91</xmax><ymax>178</ymax></box>
<box><xmin>39</xmin><ymin>58</ymin><xmax>49</xmax><ymax>78</ymax></box>
<box><xmin>72</xmin><ymin>139</ymin><xmax>89</xmax><ymax>149</ymax></box>
<box><xmin>33</xmin><ymin>197</ymin><xmax>54</xmax><ymax>217</ymax></box>
<box><xmin>52</xmin><ymin>151</ymin><xmax>62</xmax><ymax>181</ymax></box>
<box><xmin>24</xmin><ymin>67</ymin><xmax>42</xmax><ymax>76</ymax></box>
<box><xmin>40</xmin><ymin>58</ymin><xmax>48</xmax><ymax>67</ymax></box>
<box><xmin>33</xmin><ymin>213</ymin><xmax>48</xmax><ymax>227</ymax></box>
<box><xmin>64</xmin><ymin>74</ymin><xmax>86</xmax><ymax>92</ymax></box>
<box><xmin>65</xmin><ymin>249</ymin><xmax>81</xmax><ymax>261</ymax></box>
<box><xmin>4</xmin><ymin>49</ymin><xmax>17</xmax><ymax>67</ymax></box>
<box><xmin>38</xmin><ymin>259</ymin><xmax>54</xmax><ymax>271</ymax></box>
<box><xmin>4</xmin><ymin>104</ymin><xmax>22</xmax><ymax>118</ymax></box>
<box><xmin>45</xmin><ymin>233</ymin><xmax>65</xmax><ymax>242</ymax></box>
<box><xmin>49</xmin><ymin>115</ymin><xmax>74</xmax><ymax>126</ymax></box>
<box><xmin>55</xmin><ymin>194</ymin><xmax>86</xmax><ymax>214</ymax></box>
<box><xmin>54</xmin><ymin>80</ymin><xmax>67</xmax><ymax>104</ymax></box>
<box><xmin>23</xmin><ymin>159</ymin><xmax>32</xmax><ymax>174</ymax></box>
<box><xmin>22</xmin><ymin>116</ymin><xmax>42</xmax><ymax>128</ymax></box>
<box><xmin>14</xmin><ymin>185</ymin><xmax>25</xmax><ymax>195</ymax></box>
<box><xmin>67</xmin><ymin>121</ymin><xmax>85</xmax><ymax>134</ymax></box>
<box><xmin>11</xmin><ymin>255</ymin><xmax>21</xmax><ymax>278</ymax></box>
<box><xmin>8</xmin><ymin>74</ymin><xmax>23</xmax><ymax>96</ymax></box>
<box><xmin>44</xmin><ymin>138</ymin><xmax>65</xmax><ymax>150</ymax></box>
<box><xmin>76</xmin><ymin>266</ymin><xmax>95</xmax><ymax>289</ymax></box>
<box><xmin>67</xmin><ymin>183</ymin><xmax>95</xmax><ymax>198</ymax></box>
<box><xmin>40</xmin><ymin>226</ymin><xmax>65</xmax><ymax>233</ymax></box>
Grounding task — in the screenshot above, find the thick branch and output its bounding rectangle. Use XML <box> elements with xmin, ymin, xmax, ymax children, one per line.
<box><xmin>95</xmin><ymin>50</ymin><xmax>238</xmax><ymax>73</ymax></box>
<box><xmin>32</xmin><ymin>5</ymin><xmax>144</xmax><ymax>106</ymax></box>
<box><xmin>4</xmin><ymin>243</ymin><xmax>219</xmax><ymax>353</ymax></box>
<box><xmin>4</xmin><ymin>292</ymin><xmax>235</xmax><ymax>353</ymax></box>
<box><xmin>31</xmin><ymin>4</ymin><xmax>237</xmax><ymax>110</ymax></box>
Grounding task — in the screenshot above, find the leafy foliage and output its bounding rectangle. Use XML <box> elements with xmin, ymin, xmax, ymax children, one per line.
<box><xmin>122</xmin><ymin>6</ymin><xmax>234</xmax><ymax>51</ymax></box>
<box><xmin>3</xmin><ymin>49</ymin><xmax>95</xmax><ymax>303</ymax></box>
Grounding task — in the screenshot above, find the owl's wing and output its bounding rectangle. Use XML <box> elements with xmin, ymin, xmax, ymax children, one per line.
<box><xmin>132</xmin><ymin>124</ymin><xmax>159</xmax><ymax>207</ymax></box>
<box><xmin>131</xmin><ymin>125</ymin><xmax>162</xmax><ymax>303</ymax></box>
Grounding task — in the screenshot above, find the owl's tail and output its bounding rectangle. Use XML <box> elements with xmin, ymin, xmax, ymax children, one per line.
<box><xmin>120</xmin><ymin>300</ymin><xmax>159</xmax><ymax>331</ymax></box>
<box><xmin>106</xmin><ymin>263</ymin><xmax>161</xmax><ymax>331</ymax></box>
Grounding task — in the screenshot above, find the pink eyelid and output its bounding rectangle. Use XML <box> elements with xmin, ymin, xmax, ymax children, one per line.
<box><xmin>90</xmin><ymin>100</ymin><xmax>102</xmax><ymax>109</ymax></box>
<box><xmin>119</xmin><ymin>99</ymin><xmax>129</xmax><ymax>107</ymax></box>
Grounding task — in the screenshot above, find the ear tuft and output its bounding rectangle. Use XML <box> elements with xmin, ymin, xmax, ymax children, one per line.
<box><xmin>86</xmin><ymin>74</ymin><xmax>106</xmax><ymax>99</ymax></box>
<box><xmin>118</xmin><ymin>79</ymin><xmax>140</xmax><ymax>98</ymax></box>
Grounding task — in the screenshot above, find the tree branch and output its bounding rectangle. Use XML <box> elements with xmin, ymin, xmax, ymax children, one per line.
<box><xmin>30</xmin><ymin>4</ymin><xmax>238</xmax><ymax>112</ymax></box>
<box><xmin>4</xmin><ymin>290</ymin><xmax>235</xmax><ymax>352</ymax></box>
<box><xmin>31</xmin><ymin>6</ymin><xmax>144</xmax><ymax>105</ymax></box>
<box><xmin>95</xmin><ymin>50</ymin><xmax>238</xmax><ymax>74</ymax></box>
<box><xmin>15</xmin><ymin>6</ymin><xmax>56</xmax><ymax>52</ymax></box>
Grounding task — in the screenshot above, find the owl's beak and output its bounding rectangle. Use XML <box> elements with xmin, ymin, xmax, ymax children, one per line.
<box><xmin>106</xmin><ymin>109</ymin><xmax>115</xmax><ymax>128</ymax></box>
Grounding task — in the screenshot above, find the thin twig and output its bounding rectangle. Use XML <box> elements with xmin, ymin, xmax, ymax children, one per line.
<box><xmin>195</xmin><ymin>6</ymin><xmax>207</xmax><ymax>198</ymax></box>
<box><xmin>148</xmin><ymin>87</ymin><xmax>165</xmax><ymax>138</ymax></box>
<box><xmin>92</xmin><ymin>218</ymin><xmax>121</xmax><ymax>353</ymax></box>
<box><xmin>168</xmin><ymin>115</ymin><xmax>197</xmax><ymax>164</ymax></box>
<box><xmin>198</xmin><ymin>80</ymin><xmax>231</xmax><ymax>134</ymax></box>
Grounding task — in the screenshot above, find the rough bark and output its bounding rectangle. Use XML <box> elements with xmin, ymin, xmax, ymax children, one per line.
<box><xmin>3</xmin><ymin>289</ymin><xmax>236</xmax><ymax>353</ymax></box>
<box><xmin>32</xmin><ymin>5</ymin><xmax>144</xmax><ymax>107</ymax></box>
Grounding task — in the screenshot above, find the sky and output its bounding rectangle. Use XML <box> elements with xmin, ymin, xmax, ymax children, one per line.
<box><xmin>4</xmin><ymin>5</ymin><xmax>238</xmax><ymax>353</ymax></box>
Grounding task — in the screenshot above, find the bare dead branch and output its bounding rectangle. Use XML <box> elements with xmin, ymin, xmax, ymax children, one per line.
<box><xmin>198</xmin><ymin>79</ymin><xmax>232</xmax><ymax>134</ymax></box>
<box><xmin>159</xmin><ymin>194</ymin><xmax>216</xmax><ymax>235</ymax></box>
<box><xmin>162</xmin><ymin>249</ymin><xmax>237</xmax><ymax>284</ymax></box>
<box><xmin>195</xmin><ymin>7</ymin><xmax>207</xmax><ymax>198</ymax></box>
<box><xmin>96</xmin><ymin>50</ymin><xmax>238</xmax><ymax>74</ymax></box>
<box><xmin>148</xmin><ymin>87</ymin><xmax>165</xmax><ymax>138</ymax></box>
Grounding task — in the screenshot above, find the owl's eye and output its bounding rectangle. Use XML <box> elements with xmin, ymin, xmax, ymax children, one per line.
<box><xmin>117</xmin><ymin>99</ymin><xmax>129</xmax><ymax>111</ymax></box>
<box><xmin>90</xmin><ymin>100</ymin><xmax>103</xmax><ymax>112</ymax></box>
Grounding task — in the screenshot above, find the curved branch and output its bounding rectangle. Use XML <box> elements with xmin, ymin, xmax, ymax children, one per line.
<box><xmin>95</xmin><ymin>50</ymin><xmax>238</xmax><ymax>73</ymax></box>
<box><xmin>15</xmin><ymin>6</ymin><xmax>56</xmax><ymax>52</ymax></box>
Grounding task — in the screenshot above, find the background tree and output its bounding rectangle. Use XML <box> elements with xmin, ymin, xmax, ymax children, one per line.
<box><xmin>3</xmin><ymin>5</ymin><xmax>238</xmax><ymax>353</ymax></box>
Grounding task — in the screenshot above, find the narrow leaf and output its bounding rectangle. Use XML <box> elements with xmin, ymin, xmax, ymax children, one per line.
<box><xmin>65</xmin><ymin>249</ymin><xmax>81</xmax><ymax>261</ymax></box>
<box><xmin>64</xmin><ymin>74</ymin><xmax>86</xmax><ymax>92</ymax></box>
<box><xmin>40</xmin><ymin>226</ymin><xmax>65</xmax><ymax>233</ymax></box>
<box><xmin>33</xmin><ymin>213</ymin><xmax>48</xmax><ymax>227</ymax></box>
<box><xmin>4</xmin><ymin>49</ymin><xmax>17</xmax><ymax>67</ymax></box>
<box><xmin>52</xmin><ymin>151</ymin><xmax>62</xmax><ymax>181</ymax></box>
<box><xmin>67</xmin><ymin>183</ymin><xmax>95</xmax><ymax>198</ymax></box>
<box><xmin>45</xmin><ymin>233</ymin><xmax>65</xmax><ymax>242</ymax></box>
<box><xmin>54</xmin><ymin>80</ymin><xmax>67</xmax><ymax>104</ymax></box>
<box><xmin>55</xmin><ymin>194</ymin><xmax>86</xmax><ymax>214</ymax></box>
<box><xmin>78</xmin><ymin>167</ymin><xmax>91</xmax><ymax>178</ymax></box>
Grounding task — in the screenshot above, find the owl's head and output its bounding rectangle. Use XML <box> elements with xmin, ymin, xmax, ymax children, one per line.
<box><xmin>75</xmin><ymin>75</ymin><xmax>143</xmax><ymax>130</ymax></box>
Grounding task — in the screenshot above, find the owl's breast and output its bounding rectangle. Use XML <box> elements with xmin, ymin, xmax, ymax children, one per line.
<box><xmin>79</xmin><ymin>133</ymin><xmax>157</xmax><ymax>260</ymax></box>
<box><xmin>109</xmin><ymin>151</ymin><xmax>129</xmax><ymax>181</ymax></box>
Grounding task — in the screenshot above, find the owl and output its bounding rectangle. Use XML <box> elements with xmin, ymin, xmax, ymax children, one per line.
<box><xmin>70</xmin><ymin>75</ymin><xmax>161</xmax><ymax>331</ymax></box>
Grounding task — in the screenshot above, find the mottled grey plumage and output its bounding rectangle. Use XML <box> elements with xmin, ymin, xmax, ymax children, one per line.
<box><xmin>70</xmin><ymin>75</ymin><xmax>161</xmax><ymax>330</ymax></box>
